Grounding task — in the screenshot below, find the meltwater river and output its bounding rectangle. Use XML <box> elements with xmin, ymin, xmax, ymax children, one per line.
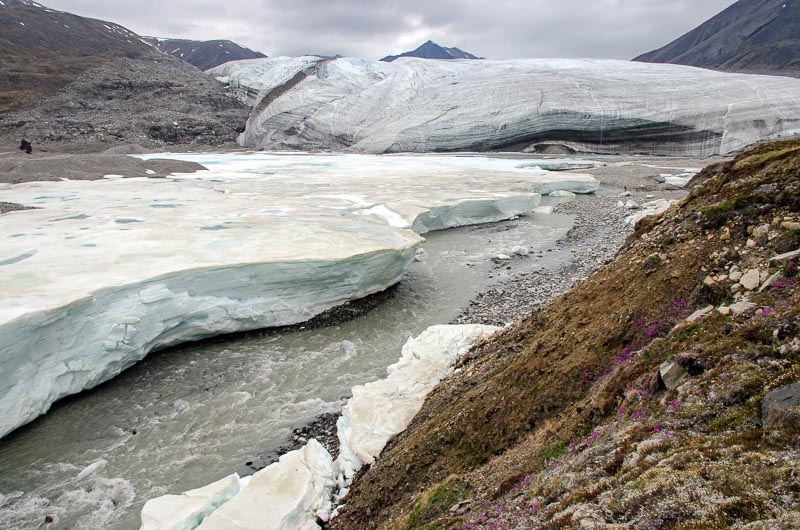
<box><xmin>0</xmin><ymin>195</ymin><xmax>577</xmax><ymax>529</ymax></box>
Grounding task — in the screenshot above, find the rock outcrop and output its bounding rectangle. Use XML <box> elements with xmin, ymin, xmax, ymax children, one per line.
<box><xmin>763</xmin><ymin>382</ymin><xmax>800</xmax><ymax>431</ymax></box>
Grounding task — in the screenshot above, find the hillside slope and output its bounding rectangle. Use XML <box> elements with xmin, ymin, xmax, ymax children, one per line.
<box><xmin>0</xmin><ymin>0</ymin><xmax>154</xmax><ymax>111</ymax></box>
<box><xmin>143</xmin><ymin>37</ymin><xmax>266</xmax><ymax>71</ymax></box>
<box><xmin>635</xmin><ymin>0</ymin><xmax>800</xmax><ymax>77</ymax></box>
<box><xmin>0</xmin><ymin>54</ymin><xmax>250</xmax><ymax>152</ymax></box>
<box><xmin>331</xmin><ymin>139</ymin><xmax>800</xmax><ymax>529</ymax></box>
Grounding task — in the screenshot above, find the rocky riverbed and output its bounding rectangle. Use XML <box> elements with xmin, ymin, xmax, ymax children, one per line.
<box><xmin>452</xmin><ymin>197</ymin><xmax>632</xmax><ymax>326</ymax></box>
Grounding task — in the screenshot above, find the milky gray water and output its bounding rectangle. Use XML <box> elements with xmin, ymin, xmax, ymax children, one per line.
<box><xmin>0</xmin><ymin>205</ymin><xmax>574</xmax><ymax>530</ymax></box>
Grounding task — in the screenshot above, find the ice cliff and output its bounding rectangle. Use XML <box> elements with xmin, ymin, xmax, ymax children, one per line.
<box><xmin>208</xmin><ymin>57</ymin><xmax>800</xmax><ymax>156</ymax></box>
<box><xmin>0</xmin><ymin>152</ymin><xmax>593</xmax><ymax>438</ymax></box>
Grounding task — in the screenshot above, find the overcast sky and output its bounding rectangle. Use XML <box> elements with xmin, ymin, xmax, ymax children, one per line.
<box><xmin>41</xmin><ymin>0</ymin><xmax>738</xmax><ymax>60</ymax></box>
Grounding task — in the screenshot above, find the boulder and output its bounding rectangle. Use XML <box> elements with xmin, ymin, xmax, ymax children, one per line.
<box><xmin>660</xmin><ymin>361</ymin><xmax>687</xmax><ymax>390</ymax></box>
<box><xmin>729</xmin><ymin>300</ymin><xmax>756</xmax><ymax>315</ymax></box>
<box><xmin>759</xmin><ymin>272</ymin><xmax>782</xmax><ymax>292</ymax></box>
<box><xmin>762</xmin><ymin>382</ymin><xmax>800</xmax><ymax>431</ymax></box>
<box><xmin>769</xmin><ymin>249</ymin><xmax>800</xmax><ymax>263</ymax></box>
<box><xmin>739</xmin><ymin>269</ymin><xmax>761</xmax><ymax>291</ymax></box>
<box><xmin>686</xmin><ymin>305</ymin><xmax>714</xmax><ymax>323</ymax></box>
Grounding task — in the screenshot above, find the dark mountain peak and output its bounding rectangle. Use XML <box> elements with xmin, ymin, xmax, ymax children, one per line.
<box><xmin>380</xmin><ymin>40</ymin><xmax>480</xmax><ymax>62</ymax></box>
<box><xmin>634</xmin><ymin>0</ymin><xmax>800</xmax><ymax>77</ymax></box>
<box><xmin>142</xmin><ymin>37</ymin><xmax>267</xmax><ymax>71</ymax></box>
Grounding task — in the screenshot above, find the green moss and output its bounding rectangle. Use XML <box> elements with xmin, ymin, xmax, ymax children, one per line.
<box><xmin>643</xmin><ymin>253</ymin><xmax>663</xmax><ymax>273</ymax></box>
<box><xmin>708</xmin><ymin>413</ymin><xmax>741</xmax><ymax>432</ymax></box>
<box><xmin>733</xmin><ymin>146</ymin><xmax>800</xmax><ymax>172</ymax></box>
<box><xmin>540</xmin><ymin>441</ymin><xmax>566</xmax><ymax>461</ymax></box>
<box><xmin>699</xmin><ymin>194</ymin><xmax>771</xmax><ymax>229</ymax></box>
<box><xmin>407</xmin><ymin>481</ymin><xmax>468</xmax><ymax>530</ymax></box>
<box><xmin>720</xmin><ymin>495</ymin><xmax>769</xmax><ymax>523</ymax></box>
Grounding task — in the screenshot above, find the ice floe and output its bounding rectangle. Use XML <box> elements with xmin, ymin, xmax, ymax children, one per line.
<box><xmin>0</xmin><ymin>152</ymin><xmax>590</xmax><ymax>438</ymax></box>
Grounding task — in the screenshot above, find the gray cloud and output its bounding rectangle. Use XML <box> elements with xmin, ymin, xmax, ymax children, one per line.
<box><xmin>42</xmin><ymin>0</ymin><xmax>737</xmax><ymax>60</ymax></box>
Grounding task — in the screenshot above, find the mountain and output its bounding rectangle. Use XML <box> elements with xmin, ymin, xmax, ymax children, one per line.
<box><xmin>143</xmin><ymin>37</ymin><xmax>266</xmax><ymax>71</ymax></box>
<box><xmin>329</xmin><ymin>138</ymin><xmax>800</xmax><ymax>529</ymax></box>
<box><xmin>380</xmin><ymin>40</ymin><xmax>479</xmax><ymax>62</ymax></box>
<box><xmin>0</xmin><ymin>0</ymin><xmax>249</xmax><ymax>149</ymax></box>
<box><xmin>230</xmin><ymin>56</ymin><xmax>800</xmax><ymax>157</ymax></box>
<box><xmin>0</xmin><ymin>0</ymin><xmax>155</xmax><ymax>111</ymax></box>
<box><xmin>634</xmin><ymin>0</ymin><xmax>800</xmax><ymax>77</ymax></box>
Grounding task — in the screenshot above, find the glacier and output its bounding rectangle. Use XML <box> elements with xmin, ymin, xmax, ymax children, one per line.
<box><xmin>0</xmin><ymin>152</ymin><xmax>594</xmax><ymax>439</ymax></box>
<box><xmin>208</xmin><ymin>57</ymin><xmax>800</xmax><ymax>156</ymax></box>
<box><xmin>208</xmin><ymin>56</ymin><xmax>321</xmax><ymax>106</ymax></box>
<box><xmin>139</xmin><ymin>324</ymin><xmax>498</xmax><ymax>530</ymax></box>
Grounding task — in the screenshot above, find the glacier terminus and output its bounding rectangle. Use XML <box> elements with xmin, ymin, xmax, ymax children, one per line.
<box><xmin>210</xmin><ymin>57</ymin><xmax>800</xmax><ymax>156</ymax></box>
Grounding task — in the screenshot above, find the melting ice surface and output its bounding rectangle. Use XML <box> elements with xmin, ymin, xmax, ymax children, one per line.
<box><xmin>0</xmin><ymin>151</ymin><xmax>595</xmax><ymax>529</ymax></box>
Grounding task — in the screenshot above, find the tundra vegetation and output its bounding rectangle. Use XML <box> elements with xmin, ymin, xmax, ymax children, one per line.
<box><xmin>329</xmin><ymin>139</ymin><xmax>800</xmax><ymax>530</ymax></box>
